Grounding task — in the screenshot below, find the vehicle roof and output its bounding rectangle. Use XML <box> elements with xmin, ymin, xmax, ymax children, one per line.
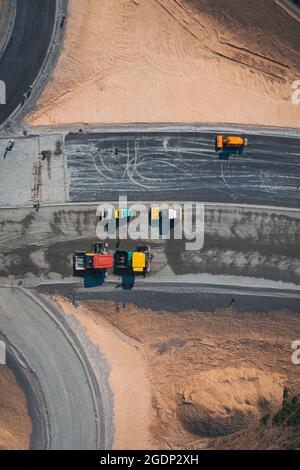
<box><xmin>132</xmin><ymin>252</ymin><xmax>146</xmax><ymax>268</ymax></box>
<box><xmin>93</xmin><ymin>254</ymin><xmax>113</xmax><ymax>269</ymax></box>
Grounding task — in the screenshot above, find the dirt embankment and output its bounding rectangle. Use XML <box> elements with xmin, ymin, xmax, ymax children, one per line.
<box><xmin>55</xmin><ymin>296</ymin><xmax>300</xmax><ymax>450</ymax></box>
<box><xmin>55</xmin><ymin>296</ymin><xmax>153</xmax><ymax>450</ymax></box>
<box><xmin>0</xmin><ymin>365</ymin><xmax>32</xmax><ymax>450</ymax></box>
<box><xmin>28</xmin><ymin>0</ymin><xmax>300</xmax><ymax>128</ymax></box>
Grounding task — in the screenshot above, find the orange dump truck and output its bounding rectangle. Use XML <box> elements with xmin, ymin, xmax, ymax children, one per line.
<box><xmin>216</xmin><ymin>135</ymin><xmax>248</xmax><ymax>151</ymax></box>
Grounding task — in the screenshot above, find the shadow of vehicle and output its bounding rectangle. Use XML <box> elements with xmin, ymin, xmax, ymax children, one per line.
<box><xmin>83</xmin><ymin>272</ymin><xmax>106</xmax><ymax>288</ymax></box>
<box><xmin>122</xmin><ymin>275</ymin><xmax>136</xmax><ymax>290</ymax></box>
<box><xmin>218</xmin><ymin>147</ymin><xmax>244</xmax><ymax>160</ymax></box>
<box><xmin>73</xmin><ymin>269</ymin><xmax>106</xmax><ymax>288</ymax></box>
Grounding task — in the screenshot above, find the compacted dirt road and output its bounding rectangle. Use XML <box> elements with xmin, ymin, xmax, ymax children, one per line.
<box><xmin>0</xmin><ymin>286</ymin><xmax>107</xmax><ymax>449</ymax></box>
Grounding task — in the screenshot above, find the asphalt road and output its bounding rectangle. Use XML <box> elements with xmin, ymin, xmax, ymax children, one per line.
<box><xmin>0</xmin><ymin>204</ymin><xmax>299</xmax><ymax>287</ymax></box>
<box><xmin>66</xmin><ymin>132</ymin><xmax>300</xmax><ymax>207</ymax></box>
<box><xmin>0</xmin><ymin>0</ymin><xmax>56</xmax><ymax>125</ymax></box>
<box><xmin>0</xmin><ymin>287</ymin><xmax>106</xmax><ymax>449</ymax></box>
<box><xmin>72</xmin><ymin>283</ymin><xmax>300</xmax><ymax>314</ymax></box>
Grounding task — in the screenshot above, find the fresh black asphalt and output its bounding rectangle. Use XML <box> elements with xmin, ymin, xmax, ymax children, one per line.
<box><xmin>0</xmin><ymin>0</ymin><xmax>56</xmax><ymax>125</ymax></box>
<box><xmin>66</xmin><ymin>131</ymin><xmax>300</xmax><ymax>208</ymax></box>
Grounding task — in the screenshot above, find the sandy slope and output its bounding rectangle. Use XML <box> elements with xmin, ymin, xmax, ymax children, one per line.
<box><xmin>0</xmin><ymin>366</ymin><xmax>32</xmax><ymax>450</ymax></box>
<box><xmin>28</xmin><ymin>0</ymin><xmax>300</xmax><ymax>127</ymax></box>
<box><xmin>55</xmin><ymin>296</ymin><xmax>300</xmax><ymax>450</ymax></box>
<box><xmin>55</xmin><ymin>297</ymin><xmax>153</xmax><ymax>450</ymax></box>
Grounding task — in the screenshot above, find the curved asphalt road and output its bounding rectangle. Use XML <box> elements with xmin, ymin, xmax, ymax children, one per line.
<box><xmin>0</xmin><ymin>287</ymin><xmax>105</xmax><ymax>449</ymax></box>
<box><xmin>0</xmin><ymin>0</ymin><xmax>56</xmax><ymax>125</ymax></box>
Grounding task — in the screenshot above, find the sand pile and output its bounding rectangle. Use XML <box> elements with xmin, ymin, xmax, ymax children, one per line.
<box><xmin>0</xmin><ymin>365</ymin><xmax>32</xmax><ymax>450</ymax></box>
<box><xmin>54</xmin><ymin>296</ymin><xmax>300</xmax><ymax>450</ymax></box>
<box><xmin>177</xmin><ymin>367</ymin><xmax>284</xmax><ymax>441</ymax></box>
<box><xmin>28</xmin><ymin>0</ymin><xmax>300</xmax><ymax>127</ymax></box>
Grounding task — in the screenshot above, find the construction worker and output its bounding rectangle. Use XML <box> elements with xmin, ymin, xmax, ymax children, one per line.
<box><xmin>4</xmin><ymin>139</ymin><xmax>15</xmax><ymax>159</ymax></box>
<box><xmin>27</xmin><ymin>85</ymin><xmax>33</xmax><ymax>98</ymax></box>
<box><xmin>33</xmin><ymin>200</ymin><xmax>41</xmax><ymax>213</ymax></box>
<box><xmin>21</xmin><ymin>85</ymin><xmax>33</xmax><ymax>106</ymax></box>
<box><xmin>60</xmin><ymin>15</ymin><xmax>66</xmax><ymax>28</ymax></box>
<box><xmin>6</xmin><ymin>139</ymin><xmax>15</xmax><ymax>151</ymax></box>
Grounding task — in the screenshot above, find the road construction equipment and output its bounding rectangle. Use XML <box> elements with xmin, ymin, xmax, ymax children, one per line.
<box><xmin>114</xmin><ymin>245</ymin><xmax>152</xmax><ymax>276</ymax></box>
<box><xmin>132</xmin><ymin>252</ymin><xmax>146</xmax><ymax>273</ymax></box>
<box><xmin>150</xmin><ymin>206</ymin><xmax>182</xmax><ymax>221</ymax></box>
<box><xmin>98</xmin><ymin>208</ymin><xmax>132</xmax><ymax>220</ymax></box>
<box><xmin>136</xmin><ymin>245</ymin><xmax>152</xmax><ymax>273</ymax></box>
<box><xmin>151</xmin><ymin>207</ymin><xmax>160</xmax><ymax>221</ymax></box>
<box><xmin>216</xmin><ymin>135</ymin><xmax>248</xmax><ymax>151</ymax></box>
<box><xmin>73</xmin><ymin>243</ymin><xmax>113</xmax><ymax>274</ymax></box>
<box><xmin>115</xmin><ymin>208</ymin><xmax>132</xmax><ymax>219</ymax></box>
<box><xmin>114</xmin><ymin>251</ymin><xmax>131</xmax><ymax>271</ymax></box>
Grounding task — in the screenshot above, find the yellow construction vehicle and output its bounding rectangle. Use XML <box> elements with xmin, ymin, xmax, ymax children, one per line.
<box><xmin>114</xmin><ymin>245</ymin><xmax>152</xmax><ymax>276</ymax></box>
<box><xmin>216</xmin><ymin>135</ymin><xmax>248</xmax><ymax>151</ymax></box>
<box><xmin>115</xmin><ymin>209</ymin><xmax>132</xmax><ymax>219</ymax></box>
<box><xmin>151</xmin><ymin>207</ymin><xmax>160</xmax><ymax>221</ymax></box>
<box><xmin>150</xmin><ymin>206</ymin><xmax>182</xmax><ymax>221</ymax></box>
<box><xmin>132</xmin><ymin>252</ymin><xmax>146</xmax><ymax>273</ymax></box>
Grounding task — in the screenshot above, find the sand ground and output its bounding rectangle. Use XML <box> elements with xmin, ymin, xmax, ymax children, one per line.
<box><xmin>28</xmin><ymin>0</ymin><xmax>300</xmax><ymax>127</ymax></box>
<box><xmin>55</xmin><ymin>296</ymin><xmax>153</xmax><ymax>450</ymax></box>
<box><xmin>0</xmin><ymin>365</ymin><xmax>32</xmax><ymax>450</ymax></box>
<box><xmin>55</xmin><ymin>296</ymin><xmax>300</xmax><ymax>450</ymax></box>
